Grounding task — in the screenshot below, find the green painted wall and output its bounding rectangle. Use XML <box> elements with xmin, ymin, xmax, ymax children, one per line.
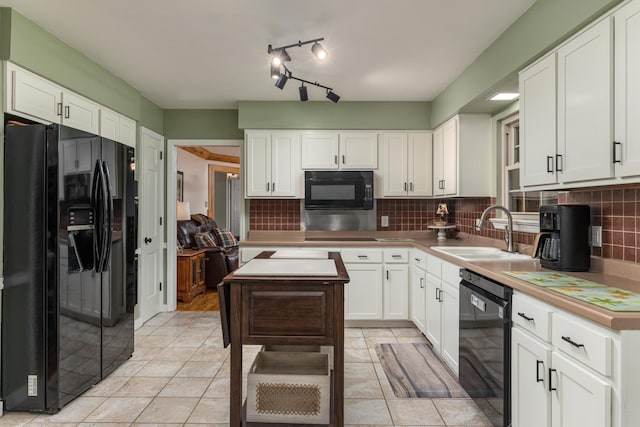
<box><xmin>140</xmin><ymin>97</ymin><xmax>164</xmax><ymax>136</ymax></box>
<box><xmin>0</xmin><ymin>8</ymin><xmax>11</xmax><ymax>58</ymax></box>
<box><xmin>163</xmin><ymin>109</ymin><xmax>243</xmax><ymax>140</ymax></box>
<box><xmin>2</xmin><ymin>8</ymin><xmax>163</xmax><ymax>130</ymax></box>
<box><xmin>238</xmin><ymin>101</ymin><xmax>431</xmax><ymax>130</ymax></box>
<box><xmin>430</xmin><ymin>0</ymin><xmax>624</xmax><ymax>127</ymax></box>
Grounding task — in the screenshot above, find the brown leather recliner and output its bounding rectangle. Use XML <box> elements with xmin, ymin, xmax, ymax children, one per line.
<box><xmin>176</xmin><ymin>217</ymin><xmax>238</xmax><ymax>290</ymax></box>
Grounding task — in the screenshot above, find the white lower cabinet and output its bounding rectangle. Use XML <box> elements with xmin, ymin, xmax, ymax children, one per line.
<box><xmin>410</xmin><ymin>249</ymin><xmax>428</xmax><ymax>333</ymax></box>
<box><xmin>383</xmin><ymin>250</ymin><xmax>409</xmax><ymax>320</ymax></box>
<box><xmin>424</xmin><ymin>254</ymin><xmax>460</xmax><ymax>375</ymax></box>
<box><xmin>511</xmin><ymin>291</ymin><xmax>632</xmax><ymax>427</ymax></box>
<box><xmin>344</xmin><ymin>262</ymin><xmax>383</xmax><ymax>320</ymax></box>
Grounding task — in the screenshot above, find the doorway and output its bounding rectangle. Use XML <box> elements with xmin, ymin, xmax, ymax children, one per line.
<box><xmin>166</xmin><ymin>139</ymin><xmax>243</xmax><ymax>312</ymax></box>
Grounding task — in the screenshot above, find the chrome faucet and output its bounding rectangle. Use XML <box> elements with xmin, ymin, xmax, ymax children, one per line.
<box><xmin>476</xmin><ymin>205</ymin><xmax>515</xmax><ymax>253</ymax></box>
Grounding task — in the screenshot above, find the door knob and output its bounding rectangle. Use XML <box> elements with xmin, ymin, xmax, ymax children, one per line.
<box><xmin>144</xmin><ymin>237</ymin><xmax>152</xmax><ymax>244</ymax></box>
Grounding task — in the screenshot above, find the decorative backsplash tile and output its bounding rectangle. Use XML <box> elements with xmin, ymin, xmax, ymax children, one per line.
<box><xmin>248</xmin><ymin>182</ymin><xmax>640</xmax><ymax>264</ymax></box>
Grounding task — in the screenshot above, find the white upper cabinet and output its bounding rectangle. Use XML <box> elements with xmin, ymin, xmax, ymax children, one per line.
<box><xmin>6</xmin><ymin>62</ymin><xmax>136</xmax><ymax>145</ymax></box>
<box><xmin>557</xmin><ymin>17</ymin><xmax>613</xmax><ymax>184</ymax></box>
<box><xmin>381</xmin><ymin>132</ymin><xmax>433</xmax><ymax>197</ymax></box>
<box><xmin>433</xmin><ymin>115</ymin><xmax>491</xmax><ymax>197</ymax></box>
<box><xmin>614</xmin><ymin>0</ymin><xmax>640</xmax><ymax>178</ymax></box>
<box><xmin>245</xmin><ymin>131</ymin><xmax>301</xmax><ymax>198</ymax></box>
<box><xmin>520</xmin><ymin>54</ymin><xmax>558</xmax><ymax>187</ymax></box>
<box><xmin>301</xmin><ymin>131</ymin><xmax>377</xmax><ymax>170</ymax></box>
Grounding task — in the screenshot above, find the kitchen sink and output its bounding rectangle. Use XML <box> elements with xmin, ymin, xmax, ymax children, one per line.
<box><xmin>430</xmin><ymin>246</ymin><xmax>532</xmax><ymax>262</ymax></box>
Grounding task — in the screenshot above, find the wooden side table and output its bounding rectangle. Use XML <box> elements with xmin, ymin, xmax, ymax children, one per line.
<box><xmin>176</xmin><ymin>249</ymin><xmax>207</xmax><ymax>302</ymax></box>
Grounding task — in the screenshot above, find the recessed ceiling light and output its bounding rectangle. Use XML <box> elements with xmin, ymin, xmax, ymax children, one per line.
<box><xmin>489</xmin><ymin>92</ymin><xmax>519</xmax><ymax>101</ymax></box>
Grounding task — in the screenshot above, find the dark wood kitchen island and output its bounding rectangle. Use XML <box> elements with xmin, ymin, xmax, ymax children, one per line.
<box><xmin>220</xmin><ymin>251</ymin><xmax>350</xmax><ymax>427</ymax></box>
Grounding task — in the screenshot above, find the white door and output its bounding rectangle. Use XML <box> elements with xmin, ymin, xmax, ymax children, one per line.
<box><xmin>407</xmin><ymin>133</ymin><xmax>433</xmax><ymax>197</ymax></box>
<box><xmin>339</xmin><ymin>133</ymin><xmax>378</xmax><ymax>169</ymax></box>
<box><xmin>245</xmin><ymin>132</ymin><xmax>272</xmax><ymax>197</ymax></box>
<box><xmin>550</xmin><ymin>352</ymin><xmax>611</xmax><ymax>427</ymax></box>
<box><xmin>410</xmin><ymin>268</ymin><xmax>426</xmax><ymax>332</ymax></box>
<box><xmin>512</xmin><ymin>328</ymin><xmax>552</xmax><ymax>427</ymax></box>
<box><xmin>383</xmin><ymin>264</ymin><xmax>408</xmax><ymax>320</ymax></box>
<box><xmin>440</xmin><ymin>281</ymin><xmax>459</xmax><ymax>375</ymax></box>
<box><xmin>614</xmin><ymin>1</ymin><xmax>640</xmax><ymax>178</ymax></box>
<box><xmin>432</xmin><ymin>127</ymin><xmax>444</xmax><ymax>196</ymax></box>
<box><xmin>62</xmin><ymin>91</ymin><xmax>101</xmax><ymax>135</ymax></box>
<box><xmin>11</xmin><ymin>65</ymin><xmax>61</xmax><ymax>123</ymax></box>
<box><xmin>271</xmin><ymin>132</ymin><xmax>299</xmax><ymax>197</ymax></box>
<box><xmin>301</xmin><ymin>132</ymin><xmax>339</xmax><ymax>169</ymax></box>
<box><xmin>442</xmin><ymin>118</ymin><xmax>458</xmax><ymax>195</ymax></box>
<box><xmin>138</xmin><ymin>127</ymin><xmax>165</xmax><ymax>325</ymax></box>
<box><xmin>425</xmin><ymin>273</ymin><xmax>442</xmax><ymax>351</ymax></box>
<box><xmin>382</xmin><ymin>133</ymin><xmax>408</xmax><ymax>196</ymax></box>
<box><xmin>344</xmin><ymin>263</ymin><xmax>383</xmax><ymax>320</ymax></box>
<box><xmin>520</xmin><ymin>54</ymin><xmax>558</xmax><ymax>186</ymax></box>
<box><xmin>557</xmin><ymin>17</ymin><xmax>613</xmax><ymax>183</ymax></box>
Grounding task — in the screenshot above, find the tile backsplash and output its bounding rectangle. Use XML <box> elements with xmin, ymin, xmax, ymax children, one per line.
<box><xmin>248</xmin><ymin>183</ymin><xmax>640</xmax><ymax>264</ymax></box>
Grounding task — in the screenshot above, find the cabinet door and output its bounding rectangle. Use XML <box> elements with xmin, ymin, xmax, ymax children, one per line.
<box><xmin>614</xmin><ymin>1</ymin><xmax>640</xmax><ymax>178</ymax></box>
<box><xmin>383</xmin><ymin>264</ymin><xmax>408</xmax><ymax>320</ymax></box>
<box><xmin>407</xmin><ymin>133</ymin><xmax>433</xmax><ymax>197</ymax></box>
<box><xmin>512</xmin><ymin>328</ymin><xmax>552</xmax><ymax>427</ymax></box>
<box><xmin>381</xmin><ymin>133</ymin><xmax>409</xmax><ymax>196</ymax></box>
<box><xmin>441</xmin><ymin>118</ymin><xmax>458</xmax><ymax>195</ymax></box>
<box><xmin>245</xmin><ymin>132</ymin><xmax>272</xmax><ymax>197</ymax></box>
<box><xmin>301</xmin><ymin>132</ymin><xmax>339</xmax><ymax>169</ymax></box>
<box><xmin>557</xmin><ymin>17</ymin><xmax>613</xmax><ymax>183</ymax></box>
<box><xmin>271</xmin><ymin>132</ymin><xmax>300</xmax><ymax>197</ymax></box>
<box><xmin>425</xmin><ymin>273</ymin><xmax>442</xmax><ymax>352</ymax></box>
<box><xmin>339</xmin><ymin>133</ymin><xmax>378</xmax><ymax>169</ymax></box>
<box><xmin>344</xmin><ymin>263</ymin><xmax>383</xmax><ymax>320</ymax></box>
<box><xmin>550</xmin><ymin>352</ymin><xmax>611</xmax><ymax>427</ymax></box>
<box><xmin>440</xmin><ymin>281</ymin><xmax>459</xmax><ymax>375</ymax></box>
<box><xmin>100</xmin><ymin>108</ymin><xmax>119</xmax><ymax>141</ymax></box>
<box><xmin>432</xmin><ymin>127</ymin><xmax>444</xmax><ymax>195</ymax></box>
<box><xmin>62</xmin><ymin>91</ymin><xmax>101</xmax><ymax>134</ymax></box>
<box><xmin>520</xmin><ymin>54</ymin><xmax>558</xmax><ymax>186</ymax></box>
<box><xmin>10</xmin><ymin>65</ymin><xmax>61</xmax><ymax>123</ymax></box>
<box><xmin>410</xmin><ymin>267</ymin><xmax>426</xmax><ymax>332</ymax></box>
<box><xmin>118</xmin><ymin>116</ymin><xmax>137</xmax><ymax>148</ymax></box>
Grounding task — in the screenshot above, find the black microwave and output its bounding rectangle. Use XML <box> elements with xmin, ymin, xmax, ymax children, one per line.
<box><xmin>304</xmin><ymin>171</ymin><xmax>374</xmax><ymax>210</ymax></box>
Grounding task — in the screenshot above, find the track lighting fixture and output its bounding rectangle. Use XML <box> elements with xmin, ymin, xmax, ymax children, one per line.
<box><xmin>275</xmin><ymin>73</ymin><xmax>288</xmax><ymax>89</ymax></box>
<box><xmin>326</xmin><ymin>90</ymin><xmax>340</xmax><ymax>103</ymax></box>
<box><xmin>311</xmin><ymin>42</ymin><xmax>327</xmax><ymax>60</ymax></box>
<box><xmin>299</xmin><ymin>85</ymin><xmax>308</xmax><ymax>101</ymax></box>
<box><xmin>267</xmin><ymin>37</ymin><xmax>339</xmax><ymax>102</ymax></box>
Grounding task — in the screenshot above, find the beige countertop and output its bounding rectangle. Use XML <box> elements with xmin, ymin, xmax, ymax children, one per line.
<box><xmin>240</xmin><ymin>230</ymin><xmax>640</xmax><ymax>330</ymax></box>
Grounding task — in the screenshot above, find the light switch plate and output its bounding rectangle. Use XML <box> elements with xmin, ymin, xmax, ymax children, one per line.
<box><xmin>381</xmin><ymin>216</ymin><xmax>389</xmax><ymax>227</ymax></box>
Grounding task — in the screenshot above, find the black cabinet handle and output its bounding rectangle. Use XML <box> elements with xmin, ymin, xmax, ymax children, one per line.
<box><xmin>334</xmin><ymin>155</ymin><xmax>338</xmax><ymax>164</ymax></box>
<box><xmin>555</xmin><ymin>154</ymin><xmax>563</xmax><ymax>172</ymax></box>
<box><xmin>404</xmin><ymin>182</ymin><xmax>407</xmax><ymax>191</ymax></box>
<box><xmin>57</xmin><ymin>102</ymin><xmax>63</xmax><ymax>116</ymax></box>
<box><xmin>517</xmin><ymin>312</ymin><xmax>534</xmax><ymax>322</ymax></box>
<box><xmin>536</xmin><ymin>360</ymin><xmax>544</xmax><ymax>383</ymax></box>
<box><xmin>386</xmin><ymin>270</ymin><xmax>389</xmax><ymax>280</ymax></box>
<box><xmin>547</xmin><ymin>156</ymin><xmax>554</xmax><ymax>173</ymax></box>
<box><xmin>64</xmin><ymin>105</ymin><xmax>70</xmax><ymax>119</ymax></box>
<box><xmin>342</xmin><ymin>155</ymin><xmax>345</xmax><ymax>164</ymax></box>
<box><xmin>144</xmin><ymin>237</ymin><xmax>152</xmax><ymax>244</ymax></box>
<box><xmin>561</xmin><ymin>336</ymin><xmax>585</xmax><ymax>348</ymax></box>
<box><xmin>548</xmin><ymin>368</ymin><xmax>557</xmax><ymax>391</ymax></box>
<box><xmin>613</xmin><ymin>141</ymin><xmax>621</xmax><ymax>164</ymax></box>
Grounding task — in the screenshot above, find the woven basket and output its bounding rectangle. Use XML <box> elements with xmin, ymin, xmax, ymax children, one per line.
<box><xmin>247</xmin><ymin>351</ymin><xmax>330</xmax><ymax>424</ymax></box>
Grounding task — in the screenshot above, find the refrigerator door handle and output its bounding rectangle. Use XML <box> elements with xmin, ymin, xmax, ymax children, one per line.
<box><xmin>102</xmin><ymin>160</ymin><xmax>114</xmax><ymax>269</ymax></box>
<box><xmin>91</xmin><ymin>160</ymin><xmax>104</xmax><ymax>272</ymax></box>
<box><xmin>97</xmin><ymin>161</ymin><xmax>110</xmax><ymax>273</ymax></box>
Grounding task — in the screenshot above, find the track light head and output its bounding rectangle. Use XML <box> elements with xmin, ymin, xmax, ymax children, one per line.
<box><xmin>299</xmin><ymin>85</ymin><xmax>308</xmax><ymax>101</ymax></box>
<box><xmin>270</xmin><ymin>64</ymin><xmax>280</xmax><ymax>80</ymax></box>
<box><xmin>326</xmin><ymin>90</ymin><xmax>340</xmax><ymax>103</ymax></box>
<box><xmin>275</xmin><ymin>73</ymin><xmax>288</xmax><ymax>90</ymax></box>
<box><xmin>311</xmin><ymin>42</ymin><xmax>327</xmax><ymax>60</ymax></box>
<box><xmin>271</xmin><ymin>48</ymin><xmax>291</xmax><ymax>66</ymax></box>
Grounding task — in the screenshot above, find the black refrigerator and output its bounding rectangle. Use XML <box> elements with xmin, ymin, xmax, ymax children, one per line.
<box><xmin>2</xmin><ymin>119</ymin><xmax>137</xmax><ymax>413</ymax></box>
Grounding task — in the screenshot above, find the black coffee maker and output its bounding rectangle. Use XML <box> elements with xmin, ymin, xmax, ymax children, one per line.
<box><xmin>538</xmin><ymin>205</ymin><xmax>590</xmax><ymax>271</ymax></box>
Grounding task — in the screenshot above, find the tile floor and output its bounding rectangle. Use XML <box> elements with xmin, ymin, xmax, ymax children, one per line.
<box><xmin>0</xmin><ymin>311</ymin><xmax>492</xmax><ymax>426</ymax></box>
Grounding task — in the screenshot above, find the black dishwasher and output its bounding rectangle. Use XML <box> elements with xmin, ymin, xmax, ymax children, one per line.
<box><xmin>459</xmin><ymin>269</ymin><xmax>512</xmax><ymax>427</ymax></box>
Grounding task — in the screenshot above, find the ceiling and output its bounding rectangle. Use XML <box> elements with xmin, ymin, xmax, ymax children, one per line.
<box><xmin>0</xmin><ymin>0</ymin><xmax>536</xmax><ymax>109</ymax></box>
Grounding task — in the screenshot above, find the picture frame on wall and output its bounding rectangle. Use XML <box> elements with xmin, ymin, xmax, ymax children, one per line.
<box><xmin>177</xmin><ymin>171</ymin><xmax>184</xmax><ymax>202</ymax></box>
